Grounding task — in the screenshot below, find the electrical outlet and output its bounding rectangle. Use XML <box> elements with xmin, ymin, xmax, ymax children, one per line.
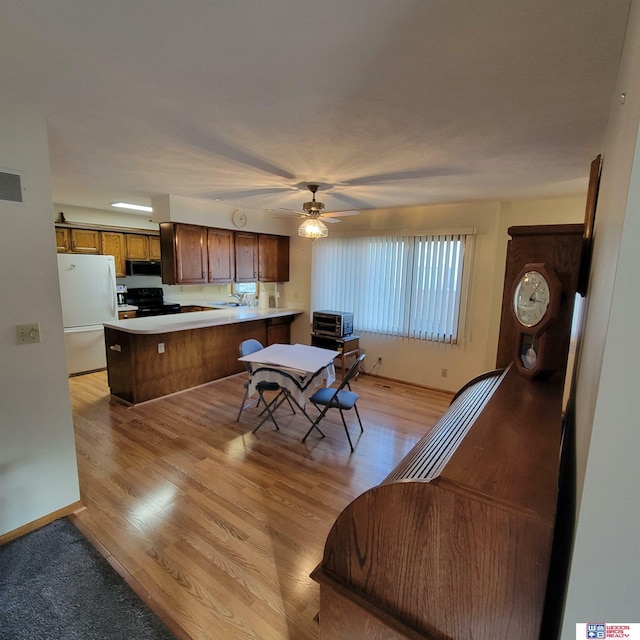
<box><xmin>16</xmin><ymin>323</ymin><xmax>41</xmax><ymax>345</ymax></box>
<box><xmin>158</xmin><ymin>342</ymin><xmax>165</xmax><ymax>354</ymax></box>
<box><xmin>441</xmin><ymin>368</ymin><xmax>448</xmax><ymax>377</ymax></box>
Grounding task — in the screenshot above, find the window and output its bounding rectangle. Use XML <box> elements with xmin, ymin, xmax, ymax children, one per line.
<box><xmin>311</xmin><ymin>233</ymin><xmax>472</xmax><ymax>343</ymax></box>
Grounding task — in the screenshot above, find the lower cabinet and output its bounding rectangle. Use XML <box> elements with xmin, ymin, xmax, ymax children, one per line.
<box><xmin>104</xmin><ymin>315</ymin><xmax>297</xmax><ymax>404</ymax></box>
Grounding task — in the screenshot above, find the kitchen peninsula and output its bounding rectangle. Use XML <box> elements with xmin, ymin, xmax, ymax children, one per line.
<box><xmin>103</xmin><ymin>307</ymin><xmax>303</xmax><ymax>404</ymax></box>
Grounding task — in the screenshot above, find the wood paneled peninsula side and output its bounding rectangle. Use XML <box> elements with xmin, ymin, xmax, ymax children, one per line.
<box><xmin>103</xmin><ymin>308</ymin><xmax>302</xmax><ymax>404</ymax></box>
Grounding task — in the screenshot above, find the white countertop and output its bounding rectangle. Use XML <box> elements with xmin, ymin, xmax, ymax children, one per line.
<box><xmin>104</xmin><ymin>307</ymin><xmax>303</xmax><ymax>335</ymax></box>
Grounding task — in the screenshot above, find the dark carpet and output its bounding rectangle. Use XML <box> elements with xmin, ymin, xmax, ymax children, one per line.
<box><xmin>0</xmin><ymin>518</ymin><xmax>177</xmax><ymax>640</ymax></box>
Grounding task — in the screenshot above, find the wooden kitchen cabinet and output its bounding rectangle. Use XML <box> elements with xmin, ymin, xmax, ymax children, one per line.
<box><xmin>258</xmin><ymin>233</ymin><xmax>289</xmax><ymax>282</ymax></box>
<box><xmin>56</xmin><ymin>227</ymin><xmax>70</xmax><ymax>252</ymax></box>
<box><xmin>160</xmin><ymin>223</ymin><xmax>208</xmax><ymax>284</ymax></box>
<box><xmin>70</xmin><ymin>228</ymin><xmax>101</xmax><ymax>253</ymax></box>
<box><xmin>126</xmin><ymin>233</ymin><xmax>150</xmax><ymax>260</ymax></box>
<box><xmin>101</xmin><ymin>231</ymin><xmax>127</xmax><ymax>276</ymax></box>
<box><xmin>148</xmin><ymin>235</ymin><xmax>161</xmax><ymax>261</ymax></box>
<box><xmin>207</xmin><ymin>228</ymin><xmax>235</xmax><ymax>282</ymax></box>
<box><xmin>235</xmin><ymin>231</ymin><xmax>259</xmax><ymax>282</ymax></box>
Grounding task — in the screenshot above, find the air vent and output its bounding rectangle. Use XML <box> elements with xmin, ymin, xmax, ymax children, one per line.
<box><xmin>0</xmin><ymin>170</ymin><xmax>24</xmax><ymax>203</ymax></box>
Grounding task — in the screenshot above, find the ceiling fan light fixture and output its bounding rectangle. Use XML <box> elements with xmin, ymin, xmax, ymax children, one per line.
<box><xmin>298</xmin><ymin>217</ymin><xmax>328</xmax><ymax>239</ymax></box>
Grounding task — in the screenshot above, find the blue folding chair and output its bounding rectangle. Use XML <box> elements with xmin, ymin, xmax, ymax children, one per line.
<box><xmin>302</xmin><ymin>353</ymin><xmax>366</xmax><ymax>451</ymax></box>
<box><xmin>236</xmin><ymin>339</ymin><xmax>295</xmax><ymax>431</ymax></box>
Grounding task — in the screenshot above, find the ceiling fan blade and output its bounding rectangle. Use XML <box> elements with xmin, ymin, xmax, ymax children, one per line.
<box><xmin>322</xmin><ymin>209</ymin><xmax>361</xmax><ymax>218</ymax></box>
<box><xmin>279</xmin><ymin>207</ymin><xmax>307</xmax><ymax>214</ymax></box>
<box><xmin>323</xmin><ymin>218</ymin><xmax>342</xmax><ymax>224</ymax></box>
<box><xmin>177</xmin><ymin>123</ymin><xmax>297</xmax><ymax>181</ymax></box>
<box><xmin>269</xmin><ymin>213</ymin><xmax>305</xmax><ymax>219</ymax></box>
<box><xmin>329</xmin><ymin>192</ymin><xmax>372</xmax><ymax>209</ymax></box>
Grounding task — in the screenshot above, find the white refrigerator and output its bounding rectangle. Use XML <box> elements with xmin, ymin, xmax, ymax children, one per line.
<box><xmin>57</xmin><ymin>253</ymin><xmax>118</xmax><ymax>375</ymax></box>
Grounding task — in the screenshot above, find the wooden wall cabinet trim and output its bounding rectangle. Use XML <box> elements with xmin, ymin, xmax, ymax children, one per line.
<box><xmin>101</xmin><ymin>231</ymin><xmax>127</xmax><ymax>276</ymax></box>
<box><xmin>207</xmin><ymin>228</ymin><xmax>235</xmax><ymax>282</ymax></box>
<box><xmin>70</xmin><ymin>228</ymin><xmax>101</xmax><ymax>254</ymax></box>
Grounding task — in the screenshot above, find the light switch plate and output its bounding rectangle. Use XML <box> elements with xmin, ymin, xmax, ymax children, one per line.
<box><xmin>16</xmin><ymin>323</ymin><xmax>40</xmax><ymax>344</ymax></box>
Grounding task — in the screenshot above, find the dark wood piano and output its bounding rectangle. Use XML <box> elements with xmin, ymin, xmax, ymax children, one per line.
<box><xmin>311</xmin><ymin>224</ymin><xmax>584</xmax><ymax>639</ymax></box>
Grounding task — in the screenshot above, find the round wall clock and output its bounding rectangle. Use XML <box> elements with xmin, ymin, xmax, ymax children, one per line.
<box><xmin>513</xmin><ymin>269</ymin><xmax>551</xmax><ymax>328</ymax></box>
<box><xmin>510</xmin><ymin>263</ymin><xmax>562</xmax><ymax>378</ymax></box>
<box><xmin>232</xmin><ymin>209</ymin><xmax>248</xmax><ymax>228</ymax></box>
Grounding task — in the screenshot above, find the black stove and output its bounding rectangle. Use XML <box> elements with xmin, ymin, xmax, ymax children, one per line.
<box><xmin>126</xmin><ymin>287</ymin><xmax>181</xmax><ymax>317</ymax></box>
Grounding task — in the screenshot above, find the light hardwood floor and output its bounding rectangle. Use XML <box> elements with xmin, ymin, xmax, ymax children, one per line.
<box><xmin>69</xmin><ymin>370</ymin><xmax>452</xmax><ymax>640</ymax></box>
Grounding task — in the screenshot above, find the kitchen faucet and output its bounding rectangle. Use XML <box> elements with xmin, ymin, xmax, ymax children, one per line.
<box><xmin>229</xmin><ymin>293</ymin><xmax>246</xmax><ymax>305</ymax></box>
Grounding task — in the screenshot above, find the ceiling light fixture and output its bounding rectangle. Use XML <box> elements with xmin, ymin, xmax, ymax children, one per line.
<box><xmin>298</xmin><ymin>217</ymin><xmax>328</xmax><ymax>239</ymax></box>
<box><xmin>110</xmin><ymin>201</ymin><xmax>153</xmax><ymax>213</ymax></box>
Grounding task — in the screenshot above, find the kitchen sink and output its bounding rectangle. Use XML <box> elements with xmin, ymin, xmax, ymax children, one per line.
<box><xmin>205</xmin><ymin>301</ymin><xmax>244</xmax><ymax>309</ymax></box>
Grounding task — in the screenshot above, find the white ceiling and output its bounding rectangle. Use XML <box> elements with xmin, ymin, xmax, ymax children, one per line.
<box><xmin>1</xmin><ymin>0</ymin><xmax>631</xmax><ymax>216</ymax></box>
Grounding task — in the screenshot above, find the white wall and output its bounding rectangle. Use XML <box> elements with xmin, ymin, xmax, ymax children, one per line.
<box><xmin>296</xmin><ymin>197</ymin><xmax>584</xmax><ymax>391</ymax></box>
<box><xmin>0</xmin><ymin>105</ymin><xmax>80</xmax><ymax>536</ymax></box>
<box><xmin>561</xmin><ymin>1</ymin><xmax>640</xmax><ymax>632</ymax></box>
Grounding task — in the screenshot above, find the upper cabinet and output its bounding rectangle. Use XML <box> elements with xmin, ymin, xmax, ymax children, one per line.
<box><xmin>101</xmin><ymin>231</ymin><xmax>127</xmax><ymax>276</ymax></box>
<box><xmin>126</xmin><ymin>234</ymin><xmax>150</xmax><ymax>260</ymax></box>
<box><xmin>235</xmin><ymin>231</ymin><xmax>259</xmax><ymax>282</ymax></box>
<box><xmin>160</xmin><ymin>223</ymin><xmax>207</xmax><ymax>284</ymax></box>
<box><xmin>70</xmin><ymin>228</ymin><xmax>101</xmax><ymax>254</ymax></box>
<box><xmin>55</xmin><ymin>223</ymin><xmax>160</xmax><ymax>274</ymax></box>
<box><xmin>56</xmin><ymin>227</ymin><xmax>70</xmax><ymax>253</ymax></box>
<box><xmin>207</xmin><ymin>228</ymin><xmax>235</xmax><ymax>283</ymax></box>
<box><xmin>259</xmin><ymin>234</ymin><xmax>290</xmax><ymax>282</ymax></box>
<box><xmin>159</xmin><ymin>222</ymin><xmax>289</xmax><ymax>285</ymax></box>
<box><xmin>149</xmin><ymin>235</ymin><xmax>161</xmax><ymax>261</ymax></box>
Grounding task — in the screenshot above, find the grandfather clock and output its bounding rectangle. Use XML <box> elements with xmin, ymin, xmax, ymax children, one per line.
<box><xmin>496</xmin><ymin>224</ymin><xmax>583</xmax><ymax>385</ymax></box>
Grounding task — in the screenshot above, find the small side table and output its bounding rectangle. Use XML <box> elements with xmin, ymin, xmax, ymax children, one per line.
<box><xmin>310</xmin><ymin>333</ymin><xmax>360</xmax><ymax>380</ymax></box>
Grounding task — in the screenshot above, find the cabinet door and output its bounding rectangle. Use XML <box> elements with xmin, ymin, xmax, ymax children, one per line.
<box><xmin>172</xmin><ymin>224</ymin><xmax>208</xmax><ymax>284</ymax></box>
<box><xmin>101</xmin><ymin>231</ymin><xmax>127</xmax><ymax>276</ymax></box>
<box><xmin>207</xmin><ymin>228</ymin><xmax>235</xmax><ymax>282</ymax></box>
<box><xmin>126</xmin><ymin>234</ymin><xmax>150</xmax><ymax>260</ymax></box>
<box><xmin>235</xmin><ymin>232</ymin><xmax>258</xmax><ymax>282</ymax></box>
<box><xmin>258</xmin><ymin>234</ymin><xmax>290</xmax><ymax>282</ymax></box>
<box><xmin>70</xmin><ymin>228</ymin><xmax>101</xmax><ymax>253</ymax></box>
<box><xmin>148</xmin><ymin>235</ymin><xmax>161</xmax><ymax>261</ymax></box>
<box><xmin>56</xmin><ymin>227</ymin><xmax>70</xmax><ymax>252</ymax></box>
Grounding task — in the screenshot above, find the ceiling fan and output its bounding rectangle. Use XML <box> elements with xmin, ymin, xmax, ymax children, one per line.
<box><xmin>272</xmin><ymin>184</ymin><xmax>361</xmax><ymax>239</ymax></box>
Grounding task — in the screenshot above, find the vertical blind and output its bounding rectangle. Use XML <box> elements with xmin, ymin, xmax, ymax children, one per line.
<box><xmin>311</xmin><ymin>234</ymin><xmax>468</xmax><ymax>343</ymax></box>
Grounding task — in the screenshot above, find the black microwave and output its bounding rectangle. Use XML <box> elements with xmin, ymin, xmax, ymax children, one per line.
<box><xmin>312</xmin><ymin>311</ymin><xmax>354</xmax><ymax>337</ymax></box>
<box><xmin>125</xmin><ymin>260</ymin><xmax>162</xmax><ymax>276</ymax></box>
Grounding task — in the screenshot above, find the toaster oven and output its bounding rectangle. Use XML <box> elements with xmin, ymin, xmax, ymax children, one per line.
<box><xmin>312</xmin><ymin>311</ymin><xmax>354</xmax><ymax>337</ymax></box>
